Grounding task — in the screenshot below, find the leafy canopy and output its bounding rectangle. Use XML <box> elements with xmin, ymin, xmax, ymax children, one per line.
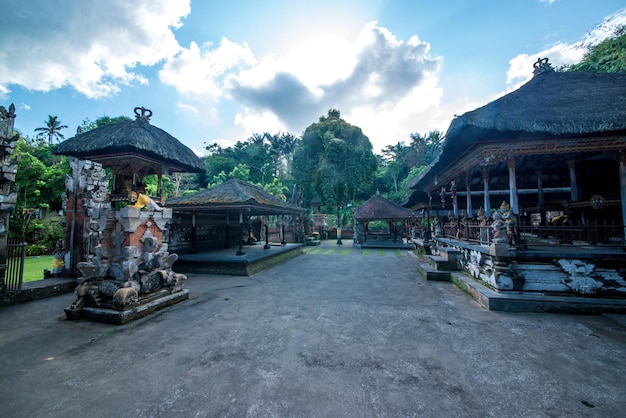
<box><xmin>293</xmin><ymin>109</ymin><xmax>378</xmax><ymax>213</ymax></box>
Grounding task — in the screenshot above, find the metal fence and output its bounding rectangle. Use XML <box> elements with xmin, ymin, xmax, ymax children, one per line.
<box><xmin>4</xmin><ymin>239</ymin><xmax>26</xmax><ymax>291</ymax></box>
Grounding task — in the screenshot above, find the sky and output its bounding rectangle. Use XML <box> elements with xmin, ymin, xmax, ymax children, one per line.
<box><xmin>1</xmin><ymin>1</ymin><xmax>625</xmax><ymax>156</ymax></box>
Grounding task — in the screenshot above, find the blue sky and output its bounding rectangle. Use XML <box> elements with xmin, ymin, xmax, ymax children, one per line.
<box><xmin>1</xmin><ymin>0</ymin><xmax>625</xmax><ymax>155</ymax></box>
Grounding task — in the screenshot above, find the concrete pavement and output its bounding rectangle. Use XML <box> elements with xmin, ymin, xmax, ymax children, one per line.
<box><xmin>1</xmin><ymin>241</ymin><xmax>625</xmax><ymax>417</ymax></box>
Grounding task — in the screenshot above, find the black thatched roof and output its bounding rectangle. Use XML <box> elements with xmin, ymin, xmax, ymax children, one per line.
<box><xmin>400</xmin><ymin>190</ymin><xmax>431</xmax><ymax>210</ymax></box>
<box><xmin>408</xmin><ymin>70</ymin><xmax>626</xmax><ymax>190</ymax></box>
<box><xmin>53</xmin><ymin>108</ymin><xmax>205</xmax><ymax>173</ymax></box>
<box><xmin>354</xmin><ymin>193</ymin><xmax>413</xmax><ymax>221</ymax></box>
<box><xmin>166</xmin><ymin>178</ymin><xmax>307</xmax><ymax>216</ymax></box>
<box><xmin>448</xmin><ymin>71</ymin><xmax>626</xmax><ymax>137</ymax></box>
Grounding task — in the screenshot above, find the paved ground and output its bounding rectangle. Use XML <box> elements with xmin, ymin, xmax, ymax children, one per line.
<box><xmin>1</xmin><ymin>241</ymin><xmax>626</xmax><ymax>417</ymax></box>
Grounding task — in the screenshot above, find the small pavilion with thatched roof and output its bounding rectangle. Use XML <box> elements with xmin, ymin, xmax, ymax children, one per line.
<box><xmin>54</xmin><ymin>106</ymin><xmax>205</xmax><ymax>200</ymax></box>
<box><xmin>166</xmin><ymin>178</ymin><xmax>307</xmax><ymax>275</ymax></box>
<box><xmin>353</xmin><ymin>192</ymin><xmax>414</xmax><ymax>248</ymax></box>
<box><xmin>167</xmin><ymin>178</ymin><xmax>307</xmax><ymax>254</ymax></box>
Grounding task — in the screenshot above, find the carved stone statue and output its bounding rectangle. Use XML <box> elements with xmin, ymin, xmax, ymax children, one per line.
<box><xmin>491</xmin><ymin>212</ymin><xmax>508</xmax><ymax>243</ymax></box>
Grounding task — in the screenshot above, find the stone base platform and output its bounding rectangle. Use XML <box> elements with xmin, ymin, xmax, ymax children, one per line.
<box><xmin>64</xmin><ymin>289</ymin><xmax>189</xmax><ymax>324</ymax></box>
<box><xmin>176</xmin><ymin>243</ymin><xmax>303</xmax><ymax>276</ymax></box>
<box><xmin>0</xmin><ymin>277</ymin><xmax>77</xmax><ymax>306</ymax></box>
<box><xmin>450</xmin><ymin>272</ymin><xmax>626</xmax><ymax>314</ymax></box>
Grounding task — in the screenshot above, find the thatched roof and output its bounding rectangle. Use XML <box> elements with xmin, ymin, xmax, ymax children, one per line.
<box><xmin>408</xmin><ymin>70</ymin><xmax>626</xmax><ymax>190</ymax></box>
<box><xmin>400</xmin><ymin>190</ymin><xmax>431</xmax><ymax>210</ymax></box>
<box><xmin>447</xmin><ymin>71</ymin><xmax>626</xmax><ymax>137</ymax></box>
<box><xmin>53</xmin><ymin>108</ymin><xmax>205</xmax><ymax>174</ymax></box>
<box><xmin>166</xmin><ymin>178</ymin><xmax>307</xmax><ymax>216</ymax></box>
<box><xmin>354</xmin><ymin>193</ymin><xmax>413</xmax><ymax>221</ymax></box>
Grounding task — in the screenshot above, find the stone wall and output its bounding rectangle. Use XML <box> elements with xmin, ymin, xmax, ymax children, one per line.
<box><xmin>432</xmin><ymin>238</ymin><xmax>626</xmax><ymax>297</ymax></box>
<box><xmin>0</xmin><ymin>104</ymin><xmax>19</xmax><ymax>291</ymax></box>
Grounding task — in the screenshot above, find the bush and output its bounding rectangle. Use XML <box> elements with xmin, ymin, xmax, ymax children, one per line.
<box><xmin>9</xmin><ymin>214</ymin><xmax>65</xmax><ymax>256</ymax></box>
<box><xmin>26</xmin><ymin>244</ymin><xmax>48</xmax><ymax>256</ymax></box>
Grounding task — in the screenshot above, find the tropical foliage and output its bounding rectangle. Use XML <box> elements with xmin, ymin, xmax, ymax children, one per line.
<box><xmin>293</xmin><ymin>109</ymin><xmax>378</xmax><ymax>223</ymax></box>
<box><xmin>34</xmin><ymin>115</ymin><xmax>68</xmax><ymax>145</ymax></box>
<box><xmin>565</xmin><ymin>26</ymin><xmax>626</xmax><ymax>73</ymax></box>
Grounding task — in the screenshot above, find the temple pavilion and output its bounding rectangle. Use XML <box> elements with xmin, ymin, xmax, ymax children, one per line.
<box><xmin>406</xmin><ymin>59</ymin><xmax>626</xmax><ymax>298</ymax></box>
<box><xmin>353</xmin><ymin>192</ymin><xmax>413</xmax><ymax>248</ymax></box>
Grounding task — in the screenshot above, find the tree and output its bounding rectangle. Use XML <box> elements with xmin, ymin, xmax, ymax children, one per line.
<box><xmin>293</xmin><ymin>109</ymin><xmax>378</xmax><ymax>234</ymax></box>
<box><xmin>34</xmin><ymin>115</ymin><xmax>68</xmax><ymax>145</ymax></box>
<box><xmin>266</xmin><ymin>131</ymin><xmax>300</xmax><ymax>177</ymax></box>
<box><xmin>76</xmin><ymin>115</ymin><xmax>132</xmax><ymax>134</ymax></box>
<box><xmin>410</xmin><ymin>130</ymin><xmax>443</xmax><ymax>167</ymax></box>
<box><xmin>565</xmin><ymin>26</ymin><xmax>626</xmax><ymax>73</ymax></box>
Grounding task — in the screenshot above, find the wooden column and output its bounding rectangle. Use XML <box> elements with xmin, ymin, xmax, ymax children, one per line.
<box><xmin>190</xmin><ymin>212</ymin><xmax>197</xmax><ymax>253</ymax></box>
<box><xmin>451</xmin><ymin>181</ymin><xmax>458</xmax><ymax>219</ymax></box>
<box><xmin>568</xmin><ymin>159</ymin><xmax>579</xmax><ymax>202</ymax></box>
<box><xmin>264</xmin><ymin>215</ymin><xmax>270</xmax><ymax>249</ymax></box>
<box><xmin>465</xmin><ymin>172</ymin><xmax>473</xmax><ymax>217</ymax></box>
<box><xmin>508</xmin><ymin>157</ymin><xmax>519</xmax><ymax>214</ymax></box>
<box><xmin>619</xmin><ymin>151</ymin><xmax>626</xmax><ymax>239</ymax></box>
<box><xmin>536</xmin><ymin>170</ymin><xmax>546</xmax><ymax>226</ymax></box>
<box><xmin>236</xmin><ymin>211</ymin><xmax>245</xmax><ymax>256</ymax></box>
<box><xmin>482</xmin><ymin>166</ymin><xmax>491</xmax><ymax>214</ymax></box>
<box><xmin>224</xmin><ymin>214</ymin><xmax>230</xmax><ymax>248</ymax></box>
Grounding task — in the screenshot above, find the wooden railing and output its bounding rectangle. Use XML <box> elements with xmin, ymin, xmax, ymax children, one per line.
<box><xmin>439</xmin><ymin>219</ymin><xmax>624</xmax><ymax>247</ymax></box>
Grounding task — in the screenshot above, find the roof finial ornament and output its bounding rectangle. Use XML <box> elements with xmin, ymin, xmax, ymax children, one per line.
<box><xmin>134</xmin><ymin>106</ymin><xmax>153</xmax><ymax>122</ymax></box>
<box><xmin>533</xmin><ymin>57</ymin><xmax>554</xmax><ymax>76</ymax></box>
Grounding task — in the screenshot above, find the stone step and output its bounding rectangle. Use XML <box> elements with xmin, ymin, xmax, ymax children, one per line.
<box><xmin>437</xmin><ymin>247</ymin><xmax>461</xmax><ymax>262</ymax></box>
<box><xmin>416</xmin><ymin>259</ymin><xmax>451</xmax><ymax>281</ymax></box>
<box><xmin>427</xmin><ymin>255</ymin><xmax>461</xmax><ymax>271</ymax></box>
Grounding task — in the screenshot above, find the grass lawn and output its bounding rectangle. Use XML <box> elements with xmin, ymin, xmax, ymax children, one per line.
<box><xmin>23</xmin><ymin>255</ymin><xmax>54</xmax><ymax>282</ymax></box>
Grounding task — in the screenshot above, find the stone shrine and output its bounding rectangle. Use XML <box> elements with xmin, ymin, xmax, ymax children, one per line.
<box><xmin>55</xmin><ymin>107</ymin><xmax>205</xmax><ymax>323</ymax></box>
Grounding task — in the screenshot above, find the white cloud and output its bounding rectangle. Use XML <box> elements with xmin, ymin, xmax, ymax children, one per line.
<box><xmin>226</xmin><ymin>21</ymin><xmax>443</xmax><ymax>150</ymax></box>
<box><xmin>159</xmin><ymin>38</ymin><xmax>256</xmax><ymax>100</ymax></box>
<box><xmin>0</xmin><ymin>0</ymin><xmax>190</xmax><ymax>99</ymax></box>
<box><xmin>234</xmin><ymin>109</ymin><xmax>285</xmax><ymax>137</ymax></box>
<box><xmin>506</xmin><ymin>8</ymin><xmax>626</xmax><ymax>90</ymax></box>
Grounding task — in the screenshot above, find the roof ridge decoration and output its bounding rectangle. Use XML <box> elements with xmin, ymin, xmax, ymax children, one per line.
<box><xmin>134</xmin><ymin>106</ymin><xmax>153</xmax><ymax>123</ymax></box>
<box><xmin>532</xmin><ymin>57</ymin><xmax>554</xmax><ymax>76</ymax></box>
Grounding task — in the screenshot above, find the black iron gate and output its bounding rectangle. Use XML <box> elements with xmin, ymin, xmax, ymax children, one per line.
<box><xmin>5</xmin><ymin>239</ymin><xmax>26</xmax><ymax>291</ymax></box>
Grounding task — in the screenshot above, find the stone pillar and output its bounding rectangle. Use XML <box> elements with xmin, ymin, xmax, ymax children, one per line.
<box><xmin>508</xmin><ymin>158</ymin><xmax>519</xmax><ymax>214</ymax></box>
<box><xmin>64</xmin><ymin>158</ymin><xmax>111</xmax><ymax>277</ymax></box>
<box><xmin>620</xmin><ymin>152</ymin><xmax>626</xmax><ymax>240</ymax></box>
<box><xmin>482</xmin><ymin>166</ymin><xmax>491</xmax><ymax>215</ymax></box>
<box><xmin>0</xmin><ymin>104</ymin><xmax>18</xmax><ymax>290</ymax></box>
<box><xmin>568</xmin><ymin>159</ymin><xmax>579</xmax><ymax>202</ymax></box>
<box><xmin>536</xmin><ymin>170</ymin><xmax>546</xmax><ymax>226</ymax></box>
<box><xmin>465</xmin><ymin>172</ymin><xmax>473</xmax><ymax>217</ymax></box>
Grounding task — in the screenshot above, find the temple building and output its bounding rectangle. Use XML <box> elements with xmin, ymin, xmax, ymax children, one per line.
<box><xmin>406</xmin><ymin>59</ymin><xmax>626</xmax><ymax>298</ymax></box>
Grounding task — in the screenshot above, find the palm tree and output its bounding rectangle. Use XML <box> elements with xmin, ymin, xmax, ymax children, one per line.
<box><xmin>35</xmin><ymin>115</ymin><xmax>68</xmax><ymax>145</ymax></box>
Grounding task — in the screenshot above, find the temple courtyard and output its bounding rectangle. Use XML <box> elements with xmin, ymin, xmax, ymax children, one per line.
<box><xmin>1</xmin><ymin>240</ymin><xmax>625</xmax><ymax>417</ymax></box>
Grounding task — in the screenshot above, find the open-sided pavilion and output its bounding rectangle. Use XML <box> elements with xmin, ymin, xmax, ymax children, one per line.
<box><xmin>167</xmin><ymin>178</ymin><xmax>308</xmax><ymax>275</ymax></box>
<box><xmin>406</xmin><ymin>59</ymin><xmax>626</xmax><ymax>298</ymax></box>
